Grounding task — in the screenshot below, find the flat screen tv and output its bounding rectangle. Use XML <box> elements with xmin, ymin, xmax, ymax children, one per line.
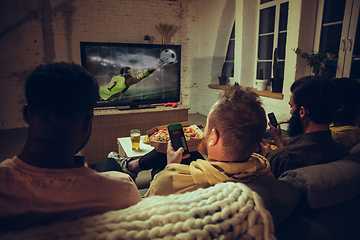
<box><xmin>80</xmin><ymin>42</ymin><xmax>181</xmax><ymax>109</ymax></box>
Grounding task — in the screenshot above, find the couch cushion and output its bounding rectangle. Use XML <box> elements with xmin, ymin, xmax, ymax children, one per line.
<box><xmin>279</xmin><ymin>152</ymin><xmax>360</xmax><ymax>209</ymax></box>
<box><xmin>275</xmin><ymin>194</ymin><xmax>360</xmax><ymax>240</ymax></box>
<box><xmin>350</xmin><ymin>142</ymin><xmax>360</xmax><ymax>154</ymax></box>
<box><xmin>246</xmin><ymin>176</ymin><xmax>299</xmax><ymax>226</ymax></box>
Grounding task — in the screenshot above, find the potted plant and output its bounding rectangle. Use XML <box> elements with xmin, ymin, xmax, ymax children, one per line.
<box><xmin>218</xmin><ymin>62</ymin><xmax>228</xmax><ymax>85</ymax></box>
<box><xmin>293</xmin><ymin>48</ymin><xmax>335</xmax><ymax>76</ymax></box>
<box><xmin>271</xmin><ymin>48</ymin><xmax>283</xmax><ymax>93</ymax></box>
<box><xmin>155</xmin><ymin>23</ymin><xmax>174</xmax><ymax>44</ymax></box>
<box><xmin>258</xmin><ymin>67</ymin><xmax>264</xmax><ymax>80</ymax></box>
<box><xmin>256</xmin><ymin>67</ymin><xmax>267</xmax><ymax>91</ymax></box>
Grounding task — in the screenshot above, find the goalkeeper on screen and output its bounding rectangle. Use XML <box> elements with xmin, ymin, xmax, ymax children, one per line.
<box><xmin>99</xmin><ymin>48</ymin><xmax>177</xmax><ymax>101</ymax></box>
<box><xmin>99</xmin><ymin>67</ymin><xmax>155</xmax><ymax>101</ymax></box>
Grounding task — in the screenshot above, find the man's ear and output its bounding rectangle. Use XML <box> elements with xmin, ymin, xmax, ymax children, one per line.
<box><xmin>209</xmin><ymin>128</ymin><xmax>219</xmax><ymax>146</ymax></box>
<box><xmin>22</xmin><ymin>105</ymin><xmax>29</xmax><ymax>124</ymax></box>
<box><xmin>299</xmin><ymin>106</ymin><xmax>307</xmax><ymax>118</ymax></box>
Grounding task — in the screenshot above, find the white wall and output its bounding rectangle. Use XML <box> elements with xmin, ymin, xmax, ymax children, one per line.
<box><xmin>0</xmin><ymin>0</ymin><xmax>235</xmax><ymax>128</ymax></box>
<box><xmin>0</xmin><ymin>0</ymin><xmax>322</xmax><ymax>129</ymax></box>
<box><xmin>0</xmin><ymin>0</ymin><xmax>194</xmax><ymax>129</ymax></box>
<box><xmin>234</xmin><ymin>0</ymin><xmax>258</xmax><ymax>88</ymax></box>
<box><xmin>191</xmin><ymin>0</ymin><xmax>236</xmax><ymax>116</ymax></box>
<box><xmin>231</xmin><ymin>0</ymin><xmax>320</xmax><ymax>124</ymax></box>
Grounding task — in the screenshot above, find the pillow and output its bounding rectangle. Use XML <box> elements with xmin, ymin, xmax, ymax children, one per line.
<box><xmin>246</xmin><ymin>176</ymin><xmax>299</xmax><ymax>226</ymax></box>
<box><xmin>0</xmin><ymin>182</ymin><xmax>276</xmax><ymax>240</ymax></box>
<box><xmin>279</xmin><ymin>152</ymin><xmax>360</xmax><ymax>209</ymax></box>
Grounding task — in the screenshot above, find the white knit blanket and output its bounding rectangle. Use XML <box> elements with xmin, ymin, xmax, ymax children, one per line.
<box><xmin>2</xmin><ymin>182</ymin><xmax>276</xmax><ymax>240</ymax></box>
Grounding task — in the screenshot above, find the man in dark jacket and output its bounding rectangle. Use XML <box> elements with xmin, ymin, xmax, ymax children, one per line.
<box><xmin>261</xmin><ymin>76</ymin><xmax>348</xmax><ymax>178</ymax></box>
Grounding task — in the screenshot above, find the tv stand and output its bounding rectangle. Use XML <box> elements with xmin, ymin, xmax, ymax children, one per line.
<box><xmin>115</xmin><ymin>104</ymin><xmax>156</xmax><ymax>111</ymax></box>
<box><xmin>81</xmin><ymin>105</ymin><xmax>189</xmax><ymax>164</ymax></box>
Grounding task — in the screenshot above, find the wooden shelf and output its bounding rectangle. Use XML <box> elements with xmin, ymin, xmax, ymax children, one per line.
<box><xmin>208</xmin><ymin>84</ymin><xmax>284</xmax><ymax>100</ymax></box>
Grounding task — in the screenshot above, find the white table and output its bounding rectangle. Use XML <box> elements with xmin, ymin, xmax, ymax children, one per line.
<box><xmin>117</xmin><ymin>136</ymin><xmax>154</xmax><ymax>189</ymax></box>
<box><xmin>117</xmin><ymin>136</ymin><xmax>154</xmax><ymax>158</ymax></box>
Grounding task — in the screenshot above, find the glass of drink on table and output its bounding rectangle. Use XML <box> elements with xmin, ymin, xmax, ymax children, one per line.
<box><xmin>130</xmin><ymin>129</ymin><xmax>141</xmax><ymax>150</ymax></box>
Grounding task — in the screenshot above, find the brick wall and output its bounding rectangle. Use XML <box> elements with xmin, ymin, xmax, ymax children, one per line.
<box><xmin>0</xmin><ymin>0</ymin><xmax>233</xmax><ymax>130</ymax></box>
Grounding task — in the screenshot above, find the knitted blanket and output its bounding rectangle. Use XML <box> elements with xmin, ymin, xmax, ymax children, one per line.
<box><xmin>1</xmin><ymin>182</ymin><xmax>276</xmax><ymax>240</ymax></box>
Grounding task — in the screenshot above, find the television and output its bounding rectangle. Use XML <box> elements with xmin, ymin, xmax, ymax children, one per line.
<box><xmin>80</xmin><ymin>42</ymin><xmax>181</xmax><ymax>109</ymax></box>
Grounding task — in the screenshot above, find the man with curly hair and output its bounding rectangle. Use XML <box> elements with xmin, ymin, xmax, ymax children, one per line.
<box><xmin>0</xmin><ymin>62</ymin><xmax>141</xmax><ymax>230</ymax></box>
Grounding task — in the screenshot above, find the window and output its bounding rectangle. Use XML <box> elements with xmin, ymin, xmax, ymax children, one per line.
<box><xmin>261</xmin><ymin>0</ymin><xmax>274</xmax><ymax>4</ymax></box>
<box><xmin>315</xmin><ymin>0</ymin><xmax>360</xmax><ymax>79</ymax></box>
<box><xmin>256</xmin><ymin>0</ymin><xmax>289</xmax><ymax>92</ymax></box>
<box><xmin>222</xmin><ymin>22</ymin><xmax>235</xmax><ymax>83</ymax></box>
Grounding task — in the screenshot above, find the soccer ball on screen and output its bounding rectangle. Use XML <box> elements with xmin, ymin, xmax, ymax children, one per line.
<box><xmin>160</xmin><ymin>49</ymin><xmax>177</xmax><ymax>65</ymax></box>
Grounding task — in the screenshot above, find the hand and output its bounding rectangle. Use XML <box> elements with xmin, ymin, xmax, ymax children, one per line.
<box><xmin>166</xmin><ymin>141</ymin><xmax>184</xmax><ymax>165</ymax></box>
<box><xmin>260</xmin><ymin>139</ymin><xmax>272</xmax><ymax>157</ymax></box>
<box><xmin>268</xmin><ymin>122</ymin><xmax>284</xmax><ymax>147</ymax></box>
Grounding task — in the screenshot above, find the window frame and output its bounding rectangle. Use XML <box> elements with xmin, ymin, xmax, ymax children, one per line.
<box><xmin>256</xmin><ymin>0</ymin><xmax>289</xmax><ymax>83</ymax></box>
<box><xmin>314</xmin><ymin>0</ymin><xmax>360</xmax><ymax>79</ymax></box>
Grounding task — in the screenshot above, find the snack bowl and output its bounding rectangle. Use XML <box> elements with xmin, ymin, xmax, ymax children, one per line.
<box><xmin>147</xmin><ymin>122</ymin><xmax>203</xmax><ymax>153</ymax></box>
<box><xmin>141</xmin><ymin>135</ymin><xmax>150</xmax><ymax>145</ymax></box>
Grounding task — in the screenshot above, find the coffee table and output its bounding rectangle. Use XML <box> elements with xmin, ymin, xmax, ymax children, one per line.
<box><xmin>117</xmin><ymin>136</ymin><xmax>154</xmax><ymax>158</ymax></box>
<box><xmin>117</xmin><ymin>136</ymin><xmax>154</xmax><ymax>189</ymax></box>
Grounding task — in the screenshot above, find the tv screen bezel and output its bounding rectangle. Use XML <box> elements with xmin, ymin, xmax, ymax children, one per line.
<box><xmin>80</xmin><ymin>41</ymin><xmax>181</xmax><ymax>108</ymax></box>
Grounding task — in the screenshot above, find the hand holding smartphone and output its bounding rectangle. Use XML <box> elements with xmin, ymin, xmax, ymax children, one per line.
<box><xmin>167</xmin><ymin>124</ymin><xmax>190</xmax><ymax>155</ymax></box>
<box><xmin>268</xmin><ymin>112</ymin><xmax>278</xmax><ymax>128</ymax></box>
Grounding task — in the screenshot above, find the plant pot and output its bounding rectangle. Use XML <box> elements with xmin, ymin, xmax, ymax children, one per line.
<box><xmin>218</xmin><ymin>76</ymin><xmax>227</xmax><ymax>85</ymax></box>
<box><xmin>271</xmin><ymin>78</ymin><xmax>283</xmax><ymax>93</ymax></box>
<box><xmin>228</xmin><ymin>77</ymin><xmax>235</xmax><ymax>85</ymax></box>
<box><xmin>256</xmin><ymin>79</ymin><xmax>267</xmax><ymax>91</ymax></box>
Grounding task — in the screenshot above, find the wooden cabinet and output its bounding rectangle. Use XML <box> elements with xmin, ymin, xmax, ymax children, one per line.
<box><xmin>81</xmin><ymin>105</ymin><xmax>188</xmax><ymax>165</ymax></box>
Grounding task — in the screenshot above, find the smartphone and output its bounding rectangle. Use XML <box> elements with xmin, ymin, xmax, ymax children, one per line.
<box><xmin>268</xmin><ymin>112</ymin><xmax>278</xmax><ymax>127</ymax></box>
<box><xmin>167</xmin><ymin>124</ymin><xmax>190</xmax><ymax>155</ymax></box>
<box><xmin>254</xmin><ymin>144</ymin><xmax>262</xmax><ymax>154</ymax></box>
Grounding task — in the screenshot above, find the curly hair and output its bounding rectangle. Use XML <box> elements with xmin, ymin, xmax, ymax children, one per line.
<box><xmin>25</xmin><ymin>62</ymin><xmax>99</xmax><ymax>118</ymax></box>
<box><xmin>207</xmin><ymin>84</ymin><xmax>267</xmax><ymax>162</ymax></box>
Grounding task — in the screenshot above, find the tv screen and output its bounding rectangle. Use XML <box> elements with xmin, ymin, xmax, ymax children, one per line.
<box><xmin>80</xmin><ymin>42</ymin><xmax>181</xmax><ymax>108</ymax></box>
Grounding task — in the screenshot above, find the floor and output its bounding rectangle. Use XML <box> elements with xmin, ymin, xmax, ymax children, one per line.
<box><xmin>0</xmin><ymin>113</ymin><xmax>207</xmax><ymax>162</ymax></box>
<box><xmin>188</xmin><ymin>112</ymin><xmax>207</xmax><ymax>130</ymax></box>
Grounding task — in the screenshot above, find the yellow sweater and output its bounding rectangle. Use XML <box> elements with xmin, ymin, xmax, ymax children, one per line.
<box><xmin>330</xmin><ymin>125</ymin><xmax>360</xmax><ymax>151</ymax></box>
<box><xmin>143</xmin><ymin>153</ymin><xmax>273</xmax><ymax>197</ymax></box>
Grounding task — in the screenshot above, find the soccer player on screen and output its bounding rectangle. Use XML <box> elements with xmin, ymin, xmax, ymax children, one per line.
<box><xmin>99</xmin><ymin>67</ymin><xmax>155</xmax><ymax>101</ymax></box>
<box><xmin>99</xmin><ymin>49</ymin><xmax>177</xmax><ymax>101</ymax></box>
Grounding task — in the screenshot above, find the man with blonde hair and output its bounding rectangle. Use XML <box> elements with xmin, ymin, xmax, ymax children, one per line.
<box><xmin>143</xmin><ymin>84</ymin><xmax>273</xmax><ymax>196</ymax></box>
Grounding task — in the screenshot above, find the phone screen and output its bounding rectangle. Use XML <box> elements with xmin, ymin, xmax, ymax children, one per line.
<box><xmin>167</xmin><ymin>124</ymin><xmax>190</xmax><ymax>155</ymax></box>
<box><xmin>268</xmin><ymin>112</ymin><xmax>278</xmax><ymax>127</ymax></box>
<box><xmin>254</xmin><ymin>144</ymin><xmax>261</xmax><ymax>154</ymax></box>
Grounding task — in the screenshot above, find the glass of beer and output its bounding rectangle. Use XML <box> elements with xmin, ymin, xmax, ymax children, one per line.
<box><xmin>130</xmin><ymin>129</ymin><xmax>141</xmax><ymax>150</ymax></box>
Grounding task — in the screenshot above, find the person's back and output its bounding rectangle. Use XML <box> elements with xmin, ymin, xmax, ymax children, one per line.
<box><xmin>263</xmin><ymin>76</ymin><xmax>348</xmax><ymax>178</ymax></box>
<box><xmin>0</xmin><ymin>157</ymin><xmax>140</xmax><ymax>229</ymax></box>
<box><xmin>144</xmin><ymin>85</ymin><xmax>273</xmax><ymax>197</ymax></box>
<box><xmin>0</xmin><ymin>62</ymin><xmax>141</xmax><ymax>230</ymax></box>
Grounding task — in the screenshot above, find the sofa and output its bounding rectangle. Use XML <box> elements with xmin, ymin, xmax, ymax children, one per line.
<box><xmin>1</xmin><ymin>144</ymin><xmax>360</xmax><ymax>239</ymax></box>
<box><xmin>275</xmin><ymin>143</ymin><xmax>360</xmax><ymax>240</ymax></box>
